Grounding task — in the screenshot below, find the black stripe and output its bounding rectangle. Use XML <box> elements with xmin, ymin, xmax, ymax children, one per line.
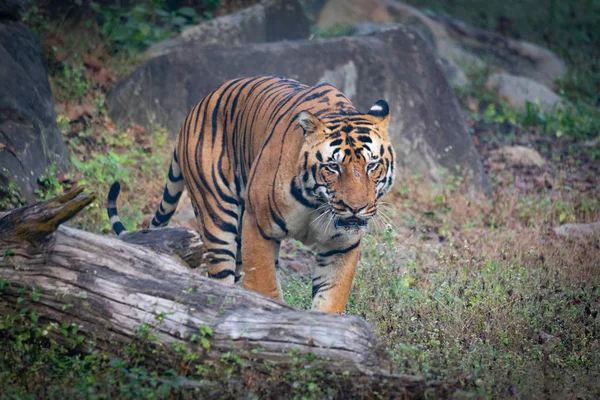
<box><xmin>168</xmin><ymin>163</ymin><xmax>183</xmax><ymax>182</ymax></box>
<box><xmin>152</xmin><ymin>208</ymin><xmax>176</xmax><ymax>225</ymax></box>
<box><xmin>208</xmin><ymin>269</ymin><xmax>235</xmax><ymax>279</ymax></box>
<box><xmin>312</xmin><ymin>281</ymin><xmax>334</xmax><ymax>299</ymax></box>
<box><xmin>107</xmin><ymin>181</ymin><xmax>121</xmax><ymax>205</ymax></box>
<box><xmin>203</xmin><ymin>228</ymin><xmax>229</xmax><ymax>245</ymax></box>
<box><xmin>112</xmin><ymin>221</ymin><xmax>126</xmax><ymax>236</ymax></box>
<box><xmin>162</xmin><ymin>185</ymin><xmax>182</xmax><ymax>204</ymax></box>
<box><xmin>211</xmin><ymin>167</ymin><xmax>238</xmax><ymax>206</ymax></box>
<box><xmin>217</xmin><ymin>219</ymin><xmax>238</xmax><ymax>235</ymax></box>
<box><xmin>208</xmin><ymin>248</ymin><xmax>236</xmax><ymax>258</ymax></box>
<box><xmin>304</xmin><ymin>89</ymin><xmax>332</xmax><ymax>102</ymax></box>
<box><xmin>257</xmin><ymin>222</ymin><xmax>275</xmax><ymax>241</ymax></box>
<box><xmin>290</xmin><ymin>179</ymin><xmax>317</xmax><ymax>208</ymax></box>
<box><xmin>269</xmin><ymin>199</ymin><xmax>288</xmax><ymax>234</ymax></box>
<box><xmin>318</xmin><ymin>240</ymin><xmax>361</xmax><ymax>258</ymax></box>
<box><xmin>209</xmin><ymin>257</ymin><xmax>230</xmax><ymax>264</ymax></box>
<box><xmin>211</xmin><ymin>79</ymin><xmax>241</xmax><ymax>143</ymax></box>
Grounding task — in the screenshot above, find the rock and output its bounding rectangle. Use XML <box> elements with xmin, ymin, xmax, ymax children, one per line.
<box><xmin>314</xmin><ymin>0</ymin><xmax>567</xmax><ymax>87</ymax></box>
<box><xmin>554</xmin><ymin>222</ymin><xmax>600</xmax><ymax>239</ymax></box>
<box><xmin>0</xmin><ymin>22</ymin><xmax>68</xmax><ymax>203</ymax></box>
<box><xmin>486</xmin><ymin>72</ymin><xmax>564</xmax><ymax>112</ymax></box>
<box><xmin>351</xmin><ymin>22</ymin><xmax>397</xmax><ymax>36</ymax></box>
<box><xmin>0</xmin><ymin>0</ymin><xmax>26</xmax><ymax>20</ymax></box>
<box><xmin>351</xmin><ymin>22</ymin><xmax>468</xmax><ymax>88</ymax></box>
<box><xmin>489</xmin><ymin>146</ymin><xmax>545</xmax><ymax>168</ymax></box>
<box><xmin>439</xmin><ymin>57</ymin><xmax>468</xmax><ymax>88</ymax></box>
<box><xmin>317</xmin><ymin>0</ymin><xmax>393</xmax><ymax>27</ymax></box>
<box><xmin>108</xmin><ymin>27</ymin><xmax>488</xmax><ymax>190</ymax></box>
<box><xmin>426</xmin><ymin>13</ymin><xmax>567</xmax><ymax>87</ymax></box>
<box><xmin>144</xmin><ymin>0</ymin><xmax>310</xmax><ymax>59</ymax></box>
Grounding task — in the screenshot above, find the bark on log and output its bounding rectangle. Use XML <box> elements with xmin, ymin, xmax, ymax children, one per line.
<box><xmin>0</xmin><ymin>188</ymin><xmax>434</xmax><ymax>396</ymax></box>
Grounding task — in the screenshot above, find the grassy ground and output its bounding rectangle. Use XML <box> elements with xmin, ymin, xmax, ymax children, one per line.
<box><xmin>1</xmin><ymin>1</ymin><xmax>599</xmax><ymax>398</ymax></box>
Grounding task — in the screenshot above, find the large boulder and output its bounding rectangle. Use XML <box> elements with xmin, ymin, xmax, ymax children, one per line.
<box><xmin>0</xmin><ymin>22</ymin><xmax>68</xmax><ymax>203</ymax></box>
<box><xmin>108</xmin><ymin>27</ymin><xmax>487</xmax><ymax>190</ymax></box>
<box><xmin>314</xmin><ymin>0</ymin><xmax>567</xmax><ymax>88</ymax></box>
<box><xmin>144</xmin><ymin>0</ymin><xmax>310</xmax><ymax>59</ymax></box>
<box><xmin>486</xmin><ymin>72</ymin><xmax>565</xmax><ymax>112</ymax></box>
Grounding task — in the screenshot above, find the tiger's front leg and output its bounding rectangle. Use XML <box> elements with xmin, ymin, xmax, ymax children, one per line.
<box><xmin>311</xmin><ymin>241</ymin><xmax>361</xmax><ymax>314</ymax></box>
<box><xmin>241</xmin><ymin>211</ymin><xmax>282</xmax><ymax>300</ymax></box>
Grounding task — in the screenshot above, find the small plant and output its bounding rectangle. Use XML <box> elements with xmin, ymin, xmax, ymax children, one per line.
<box><xmin>52</xmin><ymin>62</ymin><xmax>96</xmax><ymax>101</ymax></box>
<box><xmin>35</xmin><ymin>164</ymin><xmax>66</xmax><ymax>201</ymax></box>
<box><xmin>0</xmin><ymin>181</ymin><xmax>25</xmax><ymax>211</ymax></box>
<box><xmin>522</xmin><ymin>101</ymin><xmax>600</xmax><ymax>140</ymax></box>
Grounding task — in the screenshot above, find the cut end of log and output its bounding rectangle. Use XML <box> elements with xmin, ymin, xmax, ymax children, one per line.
<box><xmin>0</xmin><ymin>186</ymin><xmax>96</xmax><ymax>242</ymax></box>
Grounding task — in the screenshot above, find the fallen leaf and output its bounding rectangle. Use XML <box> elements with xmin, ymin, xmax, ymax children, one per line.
<box><xmin>104</xmin><ymin>118</ymin><xmax>116</xmax><ymax>134</ymax></box>
<box><xmin>65</xmin><ymin>103</ymin><xmax>96</xmax><ymax>121</ymax></box>
<box><xmin>55</xmin><ymin>51</ymin><xmax>70</xmax><ymax>63</ymax></box>
<box><xmin>83</xmin><ymin>55</ymin><xmax>103</xmax><ymax>70</ymax></box>
<box><xmin>83</xmin><ymin>55</ymin><xmax>117</xmax><ymax>88</ymax></box>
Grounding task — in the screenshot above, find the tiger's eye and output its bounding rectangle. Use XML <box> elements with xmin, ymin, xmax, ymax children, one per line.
<box><xmin>326</xmin><ymin>163</ymin><xmax>340</xmax><ymax>173</ymax></box>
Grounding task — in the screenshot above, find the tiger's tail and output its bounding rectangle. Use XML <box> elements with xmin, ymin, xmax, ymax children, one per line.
<box><xmin>106</xmin><ymin>150</ymin><xmax>185</xmax><ymax>236</ymax></box>
<box><xmin>150</xmin><ymin>150</ymin><xmax>185</xmax><ymax>228</ymax></box>
<box><xmin>106</xmin><ymin>181</ymin><xmax>127</xmax><ymax>236</ymax></box>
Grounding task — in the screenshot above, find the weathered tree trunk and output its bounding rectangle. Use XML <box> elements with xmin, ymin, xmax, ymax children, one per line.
<box><xmin>118</xmin><ymin>225</ymin><xmax>207</xmax><ymax>269</ymax></box>
<box><xmin>0</xmin><ymin>188</ymin><xmax>434</xmax><ymax>396</ymax></box>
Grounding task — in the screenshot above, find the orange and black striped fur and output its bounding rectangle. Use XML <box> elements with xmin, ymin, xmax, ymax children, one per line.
<box><xmin>107</xmin><ymin>76</ymin><xmax>395</xmax><ymax>314</ymax></box>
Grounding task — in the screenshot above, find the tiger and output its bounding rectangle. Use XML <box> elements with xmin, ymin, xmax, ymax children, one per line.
<box><xmin>107</xmin><ymin>76</ymin><xmax>396</xmax><ymax>314</ymax></box>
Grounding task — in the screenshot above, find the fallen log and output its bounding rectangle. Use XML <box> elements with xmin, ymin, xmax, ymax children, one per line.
<box><xmin>118</xmin><ymin>226</ymin><xmax>207</xmax><ymax>269</ymax></box>
<box><xmin>0</xmin><ymin>188</ymin><xmax>435</xmax><ymax>396</ymax></box>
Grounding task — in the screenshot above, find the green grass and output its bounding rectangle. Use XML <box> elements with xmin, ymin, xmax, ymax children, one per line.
<box><xmin>281</xmin><ymin>178</ymin><xmax>600</xmax><ymax>398</ymax></box>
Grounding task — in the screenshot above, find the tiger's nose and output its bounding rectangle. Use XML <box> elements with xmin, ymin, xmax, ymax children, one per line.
<box><xmin>349</xmin><ymin>203</ymin><xmax>368</xmax><ymax>215</ymax></box>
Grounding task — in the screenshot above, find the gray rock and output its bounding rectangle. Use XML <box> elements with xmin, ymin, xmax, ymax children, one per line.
<box><xmin>0</xmin><ymin>0</ymin><xmax>26</xmax><ymax>20</ymax></box>
<box><xmin>108</xmin><ymin>27</ymin><xmax>488</xmax><ymax>190</ymax></box>
<box><xmin>489</xmin><ymin>146</ymin><xmax>545</xmax><ymax>168</ymax></box>
<box><xmin>486</xmin><ymin>72</ymin><xmax>565</xmax><ymax>113</ymax></box>
<box><xmin>425</xmin><ymin>13</ymin><xmax>567</xmax><ymax>87</ymax></box>
<box><xmin>351</xmin><ymin>21</ymin><xmax>397</xmax><ymax>36</ymax></box>
<box><xmin>144</xmin><ymin>0</ymin><xmax>311</xmax><ymax>59</ymax></box>
<box><xmin>0</xmin><ymin>22</ymin><xmax>68</xmax><ymax>203</ymax></box>
<box><xmin>315</xmin><ymin>0</ymin><xmax>567</xmax><ymax>87</ymax></box>
<box><xmin>351</xmin><ymin>23</ymin><xmax>468</xmax><ymax>89</ymax></box>
<box><xmin>439</xmin><ymin>57</ymin><xmax>468</xmax><ymax>88</ymax></box>
<box><xmin>554</xmin><ymin>222</ymin><xmax>600</xmax><ymax>239</ymax></box>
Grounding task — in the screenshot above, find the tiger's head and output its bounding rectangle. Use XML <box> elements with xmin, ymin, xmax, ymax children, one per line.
<box><xmin>295</xmin><ymin>100</ymin><xmax>395</xmax><ymax>231</ymax></box>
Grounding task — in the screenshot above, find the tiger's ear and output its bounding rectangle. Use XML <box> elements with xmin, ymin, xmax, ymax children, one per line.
<box><xmin>367</xmin><ymin>100</ymin><xmax>390</xmax><ymax>130</ymax></box>
<box><xmin>298</xmin><ymin>111</ymin><xmax>329</xmax><ymax>136</ymax></box>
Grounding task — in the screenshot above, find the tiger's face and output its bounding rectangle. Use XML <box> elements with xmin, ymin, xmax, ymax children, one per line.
<box><xmin>297</xmin><ymin>100</ymin><xmax>395</xmax><ymax>231</ymax></box>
